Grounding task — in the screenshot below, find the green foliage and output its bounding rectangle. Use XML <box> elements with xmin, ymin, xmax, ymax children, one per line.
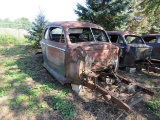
<box><xmin>37</xmin><ymin>83</ymin><xmax>55</xmax><ymax>93</ymax></box>
<box><xmin>0</xmin><ymin>17</ymin><xmax>31</xmax><ymax>29</ymax></box>
<box><xmin>75</xmin><ymin>0</ymin><xmax>160</xmax><ymax>34</ymax></box>
<box><xmin>0</xmin><ymin>46</ymin><xmax>27</xmax><ymax>58</ymax></box>
<box><xmin>14</xmin><ymin>17</ymin><xmax>31</xmax><ymax>25</ymax></box>
<box><xmin>9</xmin><ymin>94</ymin><xmax>29</xmax><ymax>108</ymax></box>
<box><xmin>147</xmin><ymin>98</ymin><xmax>160</xmax><ymax>111</ymax></box>
<box><xmin>4</xmin><ymin>18</ymin><xmax>11</xmax><ymax>22</ymax></box>
<box><xmin>52</xmin><ymin>90</ymin><xmax>76</xmax><ymax>119</ymax></box>
<box><xmin>0</xmin><ymin>85</ymin><xmax>12</xmax><ymax>97</ymax></box>
<box><xmin>147</xmin><ymin>98</ymin><xmax>160</xmax><ymax>117</ymax></box>
<box><xmin>25</xmin><ymin>12</ymin><xmax>49</xmax><ymax>48</ymax></box>
<box><xmin>2</xmin><ymin>60</ymin><xmax>17</xmax><ymax>66</ymax></box>
<box><xmin>75</xmin><ymin>0</ymin><xmax>134</xmax><ymax>30</ymax></box>
<box><xmin>126</xmin><ymin>0</ymin><xmax>160</xmax><ymax>34</ymax></box>
<box><xmin>0</xmin><ymin>34</ymin><xmax>29</xmax><ymax>44</ymax></box>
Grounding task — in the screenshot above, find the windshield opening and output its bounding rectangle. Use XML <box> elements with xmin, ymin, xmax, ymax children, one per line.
<box><xmin>125</xmin><ymin>35</ymin><xmax>144</xmax><ymax>44</ymax></box>
<box><xmin>68</xmin><ymin>27</ymin><xmax>108</xmax><ymax>43</ymax></box>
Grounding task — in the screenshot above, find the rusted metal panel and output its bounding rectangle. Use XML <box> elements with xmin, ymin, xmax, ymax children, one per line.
<box><xmin>46</xmin><ymin>21</ymin><xmax>104</xmax><ymax>30</ymax></box>
<box><xmin>65</xmin><ymin>43</ymin><xmax>119</xmax><ymax>85</ymax></box>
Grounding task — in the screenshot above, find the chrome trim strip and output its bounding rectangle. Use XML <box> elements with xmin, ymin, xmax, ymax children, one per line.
<box><xmin>40</xmin><ymin>41</ymin><xmax>46</xmax><ymax>44</ymax></box>
<box><xmin>40</xmin><ymin>41</ymin><xmax>65</xmax><ymax>51</ymax></box>
<box><xmin>47</xmin><ymin>44</ymin><xmax>65</xmax><ymax>51</ymax></box>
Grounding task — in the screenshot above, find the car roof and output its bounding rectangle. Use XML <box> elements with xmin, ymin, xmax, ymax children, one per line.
<box><xmin>46</xmin><ymin>21</ymin><xmax>104</xmax><ymax>30</ymax></box>
<box><xmin>107</xmin><ymin>31</ymin><xmax>140</xmax><ymax>36</ymax></box>
<box><xmin>142</xmin><ymin>34</ymin><xmax>160</xmax><ymax>37</ymax></box>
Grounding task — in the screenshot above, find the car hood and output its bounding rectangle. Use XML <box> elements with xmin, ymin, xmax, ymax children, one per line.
<box><xmin>127</xmin><ymin>44</ymin><xmax>151</xmax><ymax>48</ymax></box>
<box><xmin>126</xmin><ymin>44</ymin><xmax>152</xmax><ymax>60</ymax></box>
<box><xmin>69</xmin><ymin>42</ymin><xmax>119</xmax><ymax>71</ymax></box>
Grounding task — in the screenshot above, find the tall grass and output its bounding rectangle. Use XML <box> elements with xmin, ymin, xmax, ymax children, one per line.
<box><xmin>0</xmin><ymin>34</ymin><xmax>29</xmax><ymax>44</ymax></box>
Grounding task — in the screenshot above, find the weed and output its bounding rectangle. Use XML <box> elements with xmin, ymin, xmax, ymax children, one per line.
<box><xmin>145</xmin><ymin>80</ymin><xmax>151</xmax><ymax>87</ymax></box>
<box><xmin>0</xmin><ymin>46</ymin><xmax>27</xmax><ymax>56</ymax></box>
<box><xmin>147</xmin><ymin>98</ymin><xmax>160</xmax><ymax>117</ymax></box>
<box><xmin>16</xmin><ymin>85</ymin><xmax>40</xmax><ymax>99</ymax></box>
<box><xmin>0</xmin><ymin>85</ymin><xmax>12</xmax><ymax>97</ymax></box>
<box><xmin>2</xmin><ymin>60</ymin><xmax>17</xmax><ymax>67</ymax></box>
<box><xmin>9</xmin><ymin>94</ymin><xmax>29</xmax><ymax>108</ymax></box>
<box><xmin>52</xmin><ymin>90</ymin><xmax>76</xmax><ymax>119</ymax></box>
<box><xmin>8</xmin><ymin>94</ymin><xmax>47</xmax><ymax>113</ymax></box>
<box><xmin>39</xmin><ymin>83</ymin><xmax>55</xmax><ymax>93</ymax></box>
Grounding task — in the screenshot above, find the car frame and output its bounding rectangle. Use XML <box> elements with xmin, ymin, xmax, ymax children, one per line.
<box><xmin>40</xmin><ymin>21</ymin><xmax>119</xmax><ymax>85</ymax></box>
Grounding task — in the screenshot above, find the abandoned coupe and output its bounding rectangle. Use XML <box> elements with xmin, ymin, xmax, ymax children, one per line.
<box><xmin>107</xmin><ymin>31</ymin><xmax>152</xmax><ymax>67</ymax></box>
<box><xmin>40</xmin><ymin>21</ymin><xmax>119</xmax><ymax>85</ymax></box>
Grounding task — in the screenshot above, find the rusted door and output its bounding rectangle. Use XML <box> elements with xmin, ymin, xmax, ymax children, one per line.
<box><xmin>108</xmin><ymin>34</ymin><xmax>126</xmax><ymax>66</ymax></box>
<box><xmin>40</xmin><ymin>28</ymin><xmax>49</xmax><ymax>63</ymax></box>
<box><xmin>45</xmin><ymin>27</ymin><xmax>66</xmax><ymax>83</ymax></box>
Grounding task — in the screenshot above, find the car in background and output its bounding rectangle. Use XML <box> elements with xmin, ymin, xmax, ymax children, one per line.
<box><xmin>40</xmin><ymin>21</ymin><xmax>119</xmax><ymax>85</ymax></box>
<box><xmin>141</xmin><ymin>34</ymin><xmax>160</xmax><ymax>60</ymax></box>
<box><xmin>107</xmin><ymin>31</ymin><xmax>152</xmax><ymax>67</ymax></box>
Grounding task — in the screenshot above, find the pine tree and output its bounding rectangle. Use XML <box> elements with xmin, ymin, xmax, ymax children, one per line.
<box><xmin>126</xmin><ymin>0</ymin><xmax>160</xmax><ymax>34</ymax></box>
<box><xmin>26</xmin><ymin>12</ymin><xmax>49</xmax><ymax>48</ymax></box>
<box><xmin>74</xmin><ymin>0</ymin><xmax>134</xmax><ymax>31</ymax></box>
<box><xmin>140</xmin><ymin>0</ymin><xmax>160</xmax><ymax>33</ymax></box>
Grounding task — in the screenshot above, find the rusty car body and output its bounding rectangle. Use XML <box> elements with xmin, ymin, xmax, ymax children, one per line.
<box><xmin>141</xmin><ymin>34</ymin><xmax>160</xmax><ymax>60</ymax></box>
<box><xmin>107</xmin><ymin>31</ymin><xmax>152</xmax><ymax>67</ymax></box>
<box><xmin>40</xmin><ymin>21</ymin><xmax>119</xmax><ymax>85</ymax></box>
<box><xmin>40</xmin><ymin>23</ymin><xmax>154</xmax><ymax>112</ymax></box>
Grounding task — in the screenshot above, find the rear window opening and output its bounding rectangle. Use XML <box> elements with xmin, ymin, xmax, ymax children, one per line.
<box><xmin>49</xmin><ymin>27</ymin><xmax>65</xmax><ymax>43</ymax></box>
<box><xmin>143</xmin><ymin>36</ymin><xmax>156</xmax><ymax>43</ymax></box>
<box><xmin>125</xmin><ymin>35</ymin><xmax>144</xmax><ymax>44</ymax></box>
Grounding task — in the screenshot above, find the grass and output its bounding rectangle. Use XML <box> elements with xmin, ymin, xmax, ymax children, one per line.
<box><xmin>0</xmin><ymin>42</ymin><xmax>76</xmax><ymax>119</ymax></box>
<box><xmin>1</xmin><ymin>58</ymin><xmax>49</xmax><ymax>113</ymax></box>
<box><xmin>0</xmin><ymin>37</ymin><xmax>160</xmax><ymax>119</ymax></box>
<box><xmin>0</xmin><ymin>46</ymin><xmax>28</xmax><ymax>57</ymax></box>
<box><xmin>147</xmin><ymin>98</ymin><xmax>160</xmax><ymax>117</ymax></box>
<box><xmin>0</xmin><ymin>85</ymin><xmax>12</xmax><ymax>97</ymax></box>
<box><xmin>52</xmin><ymin>90</ymin><xmax>76</xmax><ymax>119</ymax></box>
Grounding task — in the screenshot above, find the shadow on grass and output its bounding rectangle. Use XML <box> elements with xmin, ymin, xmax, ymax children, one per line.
<box><xmin>1</xmin><ymin>44</ymin><xmax>159</xmax><ymax>120</ymax></box>
<box><xmin>7</xmin><ymin>45</ymin><xmax>122</xmax><ymax>119</ymax></box>
<box><xmin>136</xmin><ymin>70</ymin><xmax>160</xmax><ymax>85</ymax></box>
